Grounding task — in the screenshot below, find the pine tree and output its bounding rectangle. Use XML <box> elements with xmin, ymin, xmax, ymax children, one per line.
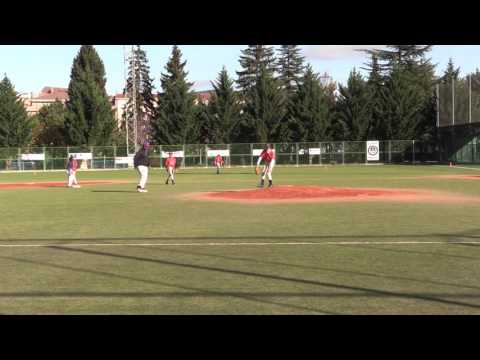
<box><xmin>335</xmin><ymin>69</ymin><xmax>371</xmax><ymax>140</ymax></box>
<box><xmin>471</xmin><ymin>68</ymin><xmax>480</xmax><ymax>84</ymax></box>
<box><xmin>68</xmin><ymin>45</ymin><xmax>108</xmax><ymax>89</ymax></box>
<box><xmin>110</xmin><ymin>126</ymin><xmax>127</xmax><ymax>147</ymax></box>
<box><xmin>290</xmin><ymin>65</ymin><xmax>331</xmax><ymax>142</ymax></box>
<box><xmin>194</xmin><ymin>100</ymin><xmax>211</xmax><ymax>144</ymax></box>
<box><xmin>439</xmin><ymin>57</ymin><xmax>461</xmax><ymax>126</ymax></box>
<box><xmin>365</xmin><ymin>45</ymin><xmax>437</xmax><ymax>141</ymax></box>
<box><xmin>381</xmin><ymin>65</ymin><xmax>425</xmax><ymax>140</ymax></box>
<box><xmin>442</xmin><ymin>58</ymin><xmax>460</xmax><ymax>83</ymax></box>
<box><xmin>365</xmin><ymin>54</ymin><xmax>386</xmax><ymax>139</ymax></box>
<box><xmin>364</xmin><ymin>45</ymin><xmax>433</xmax><ymax>72</ymax></box>
<box><xmin>151</xmin><ymin>45</ymin><xmax>196</xmax><ymax>144</ymax></box>
<box><xmin>123</xmin><ymin>45</ymin><xmax>156</xmax><ymax>148</ymax></box>
<box><xmin>208</xmin><ymin>67</ymin><xmax>241</xmax><ymax>143</ymax></box>
<box><xmin>0</xmin><ymin>76</ymin><xmax>33</xmax><ymax>147</ymax></box>
<box><xmin>31</xmin><ymin>100</ymin><xmax>67</xmax><ymax>146</ymax></box>
<box><xmin>243</xmin><ymin>65</ymin><xmax>286</xmax><ymax>143</ymax></box>
<box><xmin>276</xmin><ymin>46</ymin><xmax>306</xmax><ymax>142</ymax></box>
<box><xmin>236</xmin><ymin>45</ymin><xmax>276</xmax><ymax>92</ymax></box>
<box><xmin>64</xmin><ymin>45</ymin><xmax>116</xmax><ymax>146</ymax></box>
<box><xmin>276</xmin><ymin>45</ymin><xmax>305</xmax><ymax>96</ymax></box>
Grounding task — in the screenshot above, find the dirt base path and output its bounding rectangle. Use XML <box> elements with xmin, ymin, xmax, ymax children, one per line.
<box><xmin>0</xmin><ymin>180</ymin><xmax>130</xmax><ymax>190</ymax></box>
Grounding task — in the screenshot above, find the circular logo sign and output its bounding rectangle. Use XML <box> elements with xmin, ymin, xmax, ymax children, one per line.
<box><xmin>368</xmin><ymin>145</ymin><xmax>379</xmax><ymax>156</ymax></box>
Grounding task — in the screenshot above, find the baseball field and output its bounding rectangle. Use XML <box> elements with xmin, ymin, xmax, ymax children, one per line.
<box><xmin>1</xmin><ymin>164</ymin><xmax>480</xmax><ymax>314</ymax></box>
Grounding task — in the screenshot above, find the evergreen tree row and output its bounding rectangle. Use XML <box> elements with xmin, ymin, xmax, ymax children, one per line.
<box><xmin>0</xmin><ymin>76</ymin><xmax>33</xmax><ymax>147</ymax></box>
<box><xmin>64</xmin><ymin>45</ymin><xmax>116</xmax><ymax>146</ymax></box>
<box><xmin>2</xmin><ymin>45</ymin><xmax>472</xmax><ymax>149</ymax></box>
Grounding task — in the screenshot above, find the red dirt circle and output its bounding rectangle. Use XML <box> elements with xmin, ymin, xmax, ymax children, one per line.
<box><xmin>208</xmin><ymin>186</ymin><xmax>415</xmax><ymax>200</ymax></box>
<box><xmin>193</xmin><ymin>185</ymin><xmax>418</xmax><ymax>203</ymax></box>
<box><xmin>190</xmin><ymin>185</ymin><xmax>478</xmax><ymax>204</ymax></box>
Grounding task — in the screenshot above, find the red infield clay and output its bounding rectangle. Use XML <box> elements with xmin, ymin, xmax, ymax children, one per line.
<box><xmin>0</xmin><ymin>180</ymin><xmax>128</xmax><ymax>190</ymax></box>
<box><xmin>189</xmin><ymin>185</ymin><xmax>479</xmax><ymax>204</ymax></box>
<box><xmin>207</xmin><ymin>186</ymin><xmax>416</xmax><ymax>200</ymax></box>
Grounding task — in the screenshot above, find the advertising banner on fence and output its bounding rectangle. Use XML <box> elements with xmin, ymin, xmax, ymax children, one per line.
<box><xmin>115</xmin><ymin>157</ymin><xmax>134</xmax><ymax>165</ymax></box>
<box><xmin>21</xmin><ymin>153</ymin><xmax>45</xmax><ymax>161</ymax></box>
<box><xmin>161</xmin><ymin>151</ymin><xmax>184</xmax><ymax>158</ymax></box>
<box><xmin>207</xmin><ymin>150</ymin><xmax>230</xmax><ymax>157</ymax></box>
<box><xmin>69</xmin><ymin>153</ymin><xmax>92</xmax><ymax>160</ymax></box>
<box><xmin>298</xmin><ymin>148</ymin><xmax>320</xmax><ymax>155</ymax></box>
<box><xmin>366</xmin><ymin>141</ymin><xmax>380</xmax><ymax>161</ymax></box>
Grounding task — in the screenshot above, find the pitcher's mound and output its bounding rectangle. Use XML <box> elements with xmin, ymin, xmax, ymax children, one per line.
<box><xmin>190</xmin><ymin>185</ymin><xmax>477</xmax><ymax>204</ymax></box>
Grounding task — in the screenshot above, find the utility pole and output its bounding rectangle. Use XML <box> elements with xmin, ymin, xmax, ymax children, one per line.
<box><xmin>132</xmin><ymin>45</ymin><xmax>138</xmax><ymax>153</ymax></box>
<box><xmin>125</xmin><ymin>45</ymin><xmax>140</xmax><ymax>154</ymax></box>
<box><xmin>123</xmin><ymin>45</ymin><xmax>129</xmax><ymax>153</ymax></box>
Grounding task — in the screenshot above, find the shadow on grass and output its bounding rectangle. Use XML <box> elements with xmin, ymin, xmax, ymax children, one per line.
<box><xmin>452</xmin><ymin>243</ymin><xmax>480</xmax><ymax>248</ymax></box>
<box><xmin>3</xmin><ymin>233</ymin><xmax>480</xmax><ymax>243</ymax></box>
<box><xmin>0</xmin><ymin>291</ymin><xmax>479</xmax><ymax>300</ymax></box>
<box><xmin>40</xmin><ymin>245</ymin><xmax>480</xmax><ymax>311</ymax></box>
<box><xmin>0</xmin><ymin>255</ymin><xmax>333</xmax><ymax>314</ymax></box>
<box><xmin>142</xmin><ymin>246</ymin><xmax>480</xmax><ymax>292</ymax></box>
<box><xmin>343</xmin><ymin>245</ymin><xmax>479</xmax><ymax>261</ymax></box>
<box><xmin>153</xmin><ymin>171</ymin><xmax>253</xmax><ymax>176</ymax></box>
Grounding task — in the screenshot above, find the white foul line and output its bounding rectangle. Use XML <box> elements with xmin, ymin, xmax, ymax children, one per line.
<box><xmin>433</xmin><ymin>164</ymin><xmax>480</xmax><ymax>172</ymax></box>
<box><xmin>450</xmin><ymin>166</ymin><xmax>480</xmax><ymax>172</ymax></box>
<box><xmin>0</xmin><ymin>241</ymin><xmax>479</xmax><ymax>248</ymax></box>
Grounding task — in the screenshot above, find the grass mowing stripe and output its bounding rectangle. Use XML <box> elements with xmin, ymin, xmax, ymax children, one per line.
<box><xmin>449</xmin><ymin>166</ymin><xmax>480</xmax><ymax>171</ymax></box>
<box><xmin>0</xmin><ymin>241</ymin><xmax>479</xmax><ymax>248</ymax></box>
<box><xmin>2</xmin><ymin>165</ymin><xmax>480</xmax><ymax>314</ymax></box>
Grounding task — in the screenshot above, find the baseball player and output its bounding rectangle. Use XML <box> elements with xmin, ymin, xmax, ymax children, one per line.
<box><xmin>213</xmin><ymin>154</ymin><xmax>224</xmax><ymax>174</ymax></box>
<box><xmin>255</xmin><ymin>144</ymin><xmax>276</xmax><ymax>188</ymax></box>
<box><xmin>133</xmin><ymin>140</ymin><xmax>151</xmax><ymax>193</ymax></box>
<box><xmin>66</xmin><ymin>155</ymin><xmax>81</xmax><ymax>188</ymax></box>
<box><xmin>164</xmin><ymin>152</ymin><xmax>176</xmax><ymax>185</ymax></box>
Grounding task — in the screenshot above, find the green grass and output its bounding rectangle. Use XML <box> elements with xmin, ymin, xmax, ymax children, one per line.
<box><xmin>1</xmin><ymin>165</ymin><xmax>480</xmax><ymax>314</ymax></box>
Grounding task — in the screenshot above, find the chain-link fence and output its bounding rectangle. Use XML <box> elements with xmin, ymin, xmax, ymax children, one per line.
<box><xmin>451</xmin><ymin>142</ymin><xmax>480</xmax><ymax>163</ymax></box>
<box><xmin>437</xmin><ymin>74</ymin><xmax>480</xmax><ymax>127</ymax></box>
<box><xmin>0</xmin><ymin>140</ymin><xmax>437</xmax><ymax>172</ymax></box>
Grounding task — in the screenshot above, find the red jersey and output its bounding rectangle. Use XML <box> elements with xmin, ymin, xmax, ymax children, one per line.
<box><xmin>67</xmin><ymin>159</ymin><xmax>78</xmax><ymax>171</ymax></box>
<box><xmin>214</xmin><ymin>155</ymin><xmax>224</xmax><ymax>166</ymax></box>
<box><xmin>164</xmin><ymin>157</ymin><xmax>176</xmax><ymax>168</ymax></box>
<box><xmin>260</xmin><ymin>148</ymin><xmax>275</xmax><ymax>163</ymax></box>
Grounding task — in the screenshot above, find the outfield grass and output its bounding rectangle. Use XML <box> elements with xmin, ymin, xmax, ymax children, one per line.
<box><xmin>1</xmin><ymin>165</ymin><xmax>480</xmax><ymax>314</ymax></box>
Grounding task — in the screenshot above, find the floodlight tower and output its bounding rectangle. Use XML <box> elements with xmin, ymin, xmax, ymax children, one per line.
<box><xmin>124</xmin><ymin>45</ymin><xmax>140</xmax><ymax>154</ymax></box>
<box><xmin>131</xmin><ymin>45</ymin><xmax>139</xmax><ymax>153</ymax></box>
<box><xmin>319</xmin><ymin>72</ymin><xmax>332</xmax><ymax>87</ymax></box>
<box><xmin>123</xmin><ymin>45</ymin><xmax>130</xmax><ymax>153</ymax></box>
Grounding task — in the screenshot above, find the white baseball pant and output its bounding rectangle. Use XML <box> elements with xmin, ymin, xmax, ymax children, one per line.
<box><xmin>261</xmin><ymin>160</ymin><xmax>275</xmax><ymax>181</ymax></box>
<box><xmin>136</xmin><ymin>165</ymin><xmax>149</xmax><ymax>189</ymax></box>
<box><xmin>67</xmin><ymin>170</ymin><xmax>78</xmax><ymax>187</ymax></box>
<box><xmin>166</xmin><ymin>167</ymin><xmax>175</xmax><ymax>182</ymax></box>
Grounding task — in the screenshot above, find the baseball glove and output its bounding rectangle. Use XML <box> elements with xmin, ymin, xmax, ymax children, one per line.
<box><xmin>255</xmin><ymin>166</ymin><xmax>260</xmax><ymax>175</ymax></box>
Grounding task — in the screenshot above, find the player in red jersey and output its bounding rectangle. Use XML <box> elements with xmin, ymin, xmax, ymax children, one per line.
<box><xmin>256</xmin><ymin>144</ymin><xmax>276</xmax><ymax>188</ymax></box>
<box><xmin>213</xmin><ymin>154</ymin><xmax>224</xmax><ymax>174</ymax></box>
<box><xmin>164</xmin><ymin>152</ymin><xmax>177</xmax><ymax>185</ymax></box>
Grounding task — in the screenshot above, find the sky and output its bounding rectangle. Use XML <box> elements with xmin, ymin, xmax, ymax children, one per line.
<box><xmin>0</xmin><ymin>45</ymin><xmax>479</xmax><ymax>95</ymax></box>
